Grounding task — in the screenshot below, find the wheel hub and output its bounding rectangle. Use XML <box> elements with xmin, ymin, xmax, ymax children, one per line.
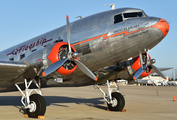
<box><xmin>111</xmin><ymin>98</ymin><xmax>118</xmax><ymax>107</ymax></box>
<box><xmin>29</xmin><ymin>101</ymin><xmax>37</xmax><ymax>112</ymax></box>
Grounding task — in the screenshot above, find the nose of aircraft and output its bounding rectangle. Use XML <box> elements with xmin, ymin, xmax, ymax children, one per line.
<box><xmin>152</xmin><ymin>18</ymin><xmax>170</xmax><ymax>37</ymax></box>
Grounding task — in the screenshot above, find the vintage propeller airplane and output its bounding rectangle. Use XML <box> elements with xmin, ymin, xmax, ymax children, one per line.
<box><xmin>0</xmin><ymin>7</ymin><xmax>169</xmax><ymax>118</ymax></box>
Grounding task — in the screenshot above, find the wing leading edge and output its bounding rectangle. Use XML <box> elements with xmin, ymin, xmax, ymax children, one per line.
<box><xmin>0</xmin><ymin>61</ymin><xmax>27</xmax><ymax>81</ymax></box>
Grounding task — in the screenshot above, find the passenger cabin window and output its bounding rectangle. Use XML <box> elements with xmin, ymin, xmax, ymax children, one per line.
<box><xmin>114</xmin><ymin>14</ymin><xmax>123</xmax><ymax>24</ymax></box>
<box><xmin>20</xmin><ymin>54</ymin><xmax>25</xmax><ymax>60</ymax></box>
<box><xmin>123</xmin><ymin>12</ymin><xmax>143</xmax><ymax>19</ymax></box>
<box><xmin>9</xmin><ymin>57</ymin><xmax>14</xmax><ymax>61</ymax></box>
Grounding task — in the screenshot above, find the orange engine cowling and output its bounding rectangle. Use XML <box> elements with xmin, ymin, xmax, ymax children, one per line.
<box><xmin>47</xmin><ymin>42</ymin><xmax>78</xmax><ymax>75</ymax></box>
<box><xmin>131</xmin><ymin>54</ymin><xmax>152</xmax><ymax>78</ymax></box>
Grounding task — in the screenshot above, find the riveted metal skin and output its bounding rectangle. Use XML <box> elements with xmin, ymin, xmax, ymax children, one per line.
<box><xmin>0</xmin><ymin>8</ymin><xmax>169</xmax><ymax>91</ymax></box>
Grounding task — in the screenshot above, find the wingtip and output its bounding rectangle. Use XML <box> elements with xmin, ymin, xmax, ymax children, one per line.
<box><xmin>66</xmin><ymin>15</ymin><xmax>69</xmax><ymax>19</ymax></box>
<box><xmin>133</xmin><ymin>76</ymin><xmax>136</xmax><ymax>80</ymax></box>
<box><xmin>95</xmin><ymin>77</ymin><xmax>98</xmax><ymax>81</ymax></box>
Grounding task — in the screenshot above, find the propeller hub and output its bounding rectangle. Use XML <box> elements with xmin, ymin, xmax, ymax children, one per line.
<box><xmin>72</xmin><ymin>52</ymin><xmax>78</xmax><ymax>58</ymax></box>
<box><xmin>150</xmin><ymin>59</ymin><xmax>156</xmax><ymax>64</ymax></box>
<box><xmin>67</xmin><ymin>52</ymin><xmax>72</xmax><ymax>60</ymax></box>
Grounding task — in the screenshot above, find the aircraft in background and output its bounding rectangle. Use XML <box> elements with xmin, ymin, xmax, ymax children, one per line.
<box><xmin>168</xmin><ymin>81</ymin><xmax>177</xmax><ymax>86</ymax></box>
<box><xmin>138</xmin><ymin>75</ymin><xmax>169</xmax><ymax>86</ymax></box>
<box><xmin>0</xmin><ymin>7</ymin><xmax>169</xmax><ymax>118</ymax></box>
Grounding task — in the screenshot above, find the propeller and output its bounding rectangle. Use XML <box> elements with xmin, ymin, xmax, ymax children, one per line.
<box><xmin>133</xmin><ymin>64</ymin><xmax>146</xmax><ymax>80</ymax></box>
<box><xmin>151</xmin><ymin>64</ymin><xmax>165</xmax><ymax>79</ymax></box>
<box><xmin>133</xmin><ymin>52</ymin><xmax>166</xmax><ymax>80</ymax></box>
<box><xmin>139</xmin><ymin>52</ymin><xmax>143</xmax><ymax>69</ymax></box>
<box><xmin>42</xmin><ymin>15</ymin><xmax>98</xmax><ymax>81</ymax></box>
<box><xmin>66</xmin><ymin>15</ymin><xmax>72</xmax><ymax>55</ymax></box>
<box><xmin>133</xmin><ymin>52</ymin><xmax>163</xmax><ymax>96</ymax></box>
<box><xmin>42</xmin><ymin>58</ymin><xmax>68</xmax><ymax>76</ymax></box>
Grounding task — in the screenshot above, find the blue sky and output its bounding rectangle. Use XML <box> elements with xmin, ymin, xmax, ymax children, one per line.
<box><xmin>0</xmin><ymin>0</ymin><xmax>176</xmax><ymax>78</ymax></box>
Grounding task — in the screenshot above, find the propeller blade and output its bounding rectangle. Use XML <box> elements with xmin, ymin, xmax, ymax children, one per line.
<box><xmin>133</xmin><ymin>64</ymin><xmax>146</xmax><ymax>80</ymax></box>
<box><xmin>66</xmin><ymin>15</ymin><xmax>72</xmax><ymax>53</ymax></box>
<box><xmin>151</xmin><ymin>64</ymin><xmax>166</xmax><ymax>79</ymax></box>
<box><xmin>139</xmin><ymin>53</ymin><xmax>143</xmax><ymax>69</ymax></box>
<box><xmin>73</xmin><ymin>58</ymin><xmax>98</xmax><ymax>81</ymax></box>
<box><xmin>42</xmin><ymin>58</ymin><xmax>68</xmax><ymax>76</ymax></box>
<box><xmin>146</xmin><ymin>53</ymin><xmax>149</xmax><ymax>61</ymax></box>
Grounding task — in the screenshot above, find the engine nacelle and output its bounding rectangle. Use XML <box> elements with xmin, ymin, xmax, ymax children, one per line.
<box><xmin>45</xmin><ymin>42</ymin><xmax>78</xmax><ymax>76</ymax></box>
<box><xmin>23</xmin><ymin>42</ymin><xmax>78</xmax><ymax>78</ymax></box>
<box><xmin>120</xmin><ymin>54</ymin><xmax>152</xmax><ymax>80</ymax></box>
<box><xmin>131</xmin><ymin>54</ymin><xmax>152</xmax><ymax>77</ymax></box>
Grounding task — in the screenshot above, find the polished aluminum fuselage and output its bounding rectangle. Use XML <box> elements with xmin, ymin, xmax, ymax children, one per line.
<box><xmin>0</xmin><ymin>8</ymin><xmax>165</xmax><ymax>89</ymax></box>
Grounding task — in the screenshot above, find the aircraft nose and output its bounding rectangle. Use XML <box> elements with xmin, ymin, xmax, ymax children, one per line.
<box><xmin>152</xmin><ymin>18</ymin><xmax>170</xmax><ymax>37</ymax></box>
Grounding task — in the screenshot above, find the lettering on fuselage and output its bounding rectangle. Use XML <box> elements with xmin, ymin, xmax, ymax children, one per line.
<box><xmin>128</xmin><ymin>30</ymin><xmax>148</xmax><ymax>39</ymax></box>
<box><xmin>7</xmin><ymin>38</ymin><xmax>53</xmax><ymax>56</ymax></box>
<box><xmin>114</xmin><ymin>24</ymin><xmax>139</xmax><ymax>34</ymax></box>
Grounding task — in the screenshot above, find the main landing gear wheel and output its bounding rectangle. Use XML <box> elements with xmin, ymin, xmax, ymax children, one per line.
<box><xmin>26</xmin><ymin>94</ymin><xmax>46</xmax><ymax>118</ymax></box>
<box><xmin>94</xmin><ymin>80</ymin><xmax>125</xmax><ymax>112</ymax></box>
<box><xmin>107</xmin><ymin>92</ymin><xmax>125</xmax><ymax>111</ymax></box>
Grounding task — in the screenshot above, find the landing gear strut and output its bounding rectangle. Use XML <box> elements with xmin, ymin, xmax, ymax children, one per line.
<box><xmin>94</xmin><ymin>80</ymin><xmax>125</xmax><ymax>111</ymax></box>
<box><xmin>15</xmin><ymin>79</ymin><xmax>46</xmax><ymax>118</ymax></box>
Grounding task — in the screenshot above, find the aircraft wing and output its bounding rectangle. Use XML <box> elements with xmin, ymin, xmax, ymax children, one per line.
<box><xmin>0</xmin><ymin>61</ymin><xmax>27</xmax><ymax>81</ymax></box>
<box><xmin>152</xmin><ymin>67</ymin><xmax>173</xmax><ymax>73</ymax></box>
<box><xmin>159</xmin><ymin>67</ymin><xmax>173</xmax><ymax>71</ymax></box>
<box><xmin>95</xmin><ymin>65</ymin><xmax>173</xmax><ymax>81</ymax></box>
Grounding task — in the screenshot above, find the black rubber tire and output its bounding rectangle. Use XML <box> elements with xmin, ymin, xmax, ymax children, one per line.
<box><xmin>107</xmin><ymin>92</ymin><xmax>125</xmax><ymax>111</ymax></box>
<box><xmin>117</xmin><ymin>92</ymin><xmax>125</xmax><ymax>110</ymax></box>
<box><xmin>26</xmin><ymin>94</ymin><xmax>46</xmax><ymax>118</ymax></box>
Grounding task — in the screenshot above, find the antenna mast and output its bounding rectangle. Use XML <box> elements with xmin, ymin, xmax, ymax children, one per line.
<box><xmin>104</xmin><ymin>4</ymin><xmax>116</xmax><ymax>10</ymax></box>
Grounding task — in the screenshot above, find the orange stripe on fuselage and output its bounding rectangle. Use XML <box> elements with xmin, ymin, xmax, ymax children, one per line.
<box><xmin>72</xmin><ymin>27</ymin><xmax>148</xmax><ymax>46</ymax></box>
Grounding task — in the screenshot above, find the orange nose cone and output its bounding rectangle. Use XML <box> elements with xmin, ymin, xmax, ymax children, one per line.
<box><xmin>152</xmin><ymin>18</ymin><xmax>170</xmax><ymax>37</ymax></box>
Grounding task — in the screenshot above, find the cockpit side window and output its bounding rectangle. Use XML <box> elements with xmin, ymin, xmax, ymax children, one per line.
<box><xmin>123</xmin><ymin>12</ymin><xmax>143</xmax><ymax>19</ymax></box>
<box><xmin>114</xmin><ymin>14</ymin><xmax>123</xmax><ymax>24</ymax></box>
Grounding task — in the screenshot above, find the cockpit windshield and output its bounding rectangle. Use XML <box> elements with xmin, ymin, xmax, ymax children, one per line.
<box><xmin>123</xmin><ymin>12</ymin><xmax>143</xmax><ymax>19</ymax></box>
<box><xmin>114</xmin><ymin>11</ymin><xmax>146</xmax><ymax>24</ymax></box>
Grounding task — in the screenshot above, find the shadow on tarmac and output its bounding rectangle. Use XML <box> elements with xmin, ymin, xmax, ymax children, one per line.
<box><xmin>0</xmin><ymin>96</ymin><xmax>107</xmax><ymax>111</ymax></box>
